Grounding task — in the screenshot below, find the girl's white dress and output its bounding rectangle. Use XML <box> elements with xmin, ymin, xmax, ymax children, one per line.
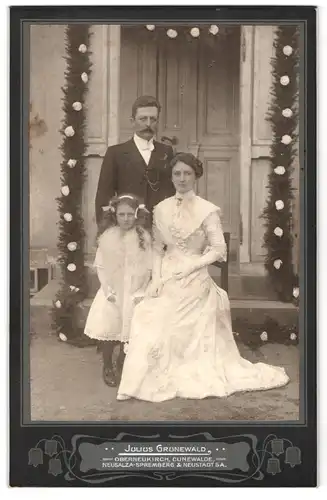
<box><xmin>84</xmin><ymin>226</ymin><xmax>152</xmax><ymax>342</ymax></box>
<box><xmin>117</xmin><ymin>191</ymin><xmax>290</xmax><ymax>402</ymax></box>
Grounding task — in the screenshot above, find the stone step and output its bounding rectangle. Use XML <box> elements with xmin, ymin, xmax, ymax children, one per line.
<box><xmin>30</xmin><ymin>279</ymin><xmax>298</xmax><ymax>336</ymax></box>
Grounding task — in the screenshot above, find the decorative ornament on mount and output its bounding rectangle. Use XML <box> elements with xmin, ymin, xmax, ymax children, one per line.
<box><xmin>67</xmin><ymin>263</ymin><xmax>76</xmax><ymax>272</ymax></box>
<box><xmin>282</xmin><ymin>108</ymin><xmax>293</xmax><ymax>118</ymax></box>
<box><xmin>61</xmin><ymin>185</ymin><xmax>70</xmax><ymax>196</ymax></box>
<box><xmin>209</xmin><ymin>25</ymin><xmax>219</xmax><ymax>35</ymax></box>
<box><xmin>167</xmin><ymin>29</ymin><xmax>178</xmax><ymax>39</ymax></box>
<box><xmin>281</xmin><ymin>134</ymin><xmax>292</xmax><ymax>145</ymax></box>
<box><xmin>260</xmin><ymin>331</ymin><xmax>268</xmax><ymax>342</ymax></box>
<box><xmin>280</xmin><ymin>75</ymin><xmax>290</xmax><ymax>86</ymax></box>
<box><xmin>283</xmin><ymin>45</ymin><xmax>293</xmax><ymax>56</ymax></box>
<box><xmin>72</xmin><ymin>101</ymin><xmax>82</xmax><ymax>111</ymax></box>
<box><xmin>67</xmin><ymin>159</ymin><xmax>77</xmax><ymax>168</ymax></box>
<box><xmin>123</xmin><ymin>342</ymin><xmax>129</xmax><ymax>354</ymax></box>
<box><xmin>190</xmin><ymin>27</ymin><xmax>200</xmax><ymax>38</ymax></box>
<box><xmin>78</xmin><ymin>44</ymin><xmax>87</xmax><ymax>53</ymax></box>
<box><xmin>67</xmin><ymin>242</ymin><xmax>77</xmax><ymax>251</ymax></box>
<box><xmin>64</xmin><ymin>125</ymin><xmax>75</xmax><ymax>137</ymax></box>
<box><xmin>274</xmin><ymin>227</ymin><xmax>284</xmax><ymax>237</ymax></box>
<box><xmin>274</xmin><ymin>166</ymin><xmax>286</xmax><ymax>175</ymax></box>
<box><xmin>146</xmin><ymin>25</ymin><xmax>155</xmax><ymax>31</ymax></box>
<box><xmin>273</xmin><ymin>259</ymin><xmax>283</xmax><ymax>269</ymax></box>
<box><xmin>63</xmin><ymin>212</ymin><xmax>73</xmax><ymax>222</ymax></box>
<box><xmin>275</xmin><ymin>200</ymin><xmax>285</xmax><ymax>210</ymax></box>
<box><xmin>81</xmin><ymin>72</ymin><xmax>88</xmax><ymax>83</ymax></box>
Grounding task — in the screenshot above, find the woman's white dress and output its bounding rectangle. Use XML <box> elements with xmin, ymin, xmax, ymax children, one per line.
<box><xmin>84</xmin><ymin>226</ymin><xmax>152</xmax><ymax>342</ymax></box>
<box><xmin>117</xmin><ymin>191</ymin><xmax>289</xmax><ymax>402</ymax></box>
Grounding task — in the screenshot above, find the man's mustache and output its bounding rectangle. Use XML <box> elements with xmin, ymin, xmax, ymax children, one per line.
<box><xmin>142</xmin><ymin>128</ymin><xmax>153</xmax><ymax>133</ymax></box>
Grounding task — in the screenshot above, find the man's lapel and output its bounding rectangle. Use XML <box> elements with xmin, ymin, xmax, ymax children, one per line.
<box><xmin>147</xmin><ymin>141</ymin><xmax>161</xmax><ymax>170</ymax></box>
<box><xmin>123</xmin><ymin>139</ymin><xmax>148</xmax><ymax>170</ymax></box>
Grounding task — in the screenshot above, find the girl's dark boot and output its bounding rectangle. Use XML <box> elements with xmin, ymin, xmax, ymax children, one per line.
<box><xmin>101</xmin><ymin>341</ymin><xmax>117</xmax><ymax>387</ymax></box>
<box><xmin>115</xmin><ymin>343</ymin><xmax>126</xmax><ymax>384</ymax></box>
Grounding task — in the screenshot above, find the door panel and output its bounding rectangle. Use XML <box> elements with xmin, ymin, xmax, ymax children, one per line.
<box><xmin>119</xmin><ymin>28</ymin><xmax>240</xmax><ymax>262</ymax></box>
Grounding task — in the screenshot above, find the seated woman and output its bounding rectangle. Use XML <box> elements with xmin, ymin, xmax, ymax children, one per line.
<box><xmin>117</xmin><ymin>153</ymin><xmax>289</xmax><ymax>402</ymax></box>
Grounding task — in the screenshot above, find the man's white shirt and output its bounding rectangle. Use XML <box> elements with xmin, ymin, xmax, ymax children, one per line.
<box><xmin>133</xmin><ymin>133</ymin><xmax>154</xmax><ymax>165</ymax></box>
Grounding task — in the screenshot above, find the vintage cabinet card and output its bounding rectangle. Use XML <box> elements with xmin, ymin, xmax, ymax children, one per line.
<box><xmin>10</xmin><ymin>5</ymin><xmax>316</xmax><ymax>487</ymax></box>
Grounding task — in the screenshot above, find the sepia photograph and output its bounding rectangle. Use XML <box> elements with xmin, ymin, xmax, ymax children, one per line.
<box><xmin>29</xmin><ymin>22</ymin><xmax>301</xmax><ymax>423</ymax></box>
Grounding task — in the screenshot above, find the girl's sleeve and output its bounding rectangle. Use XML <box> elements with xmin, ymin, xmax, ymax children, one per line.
<box><xmin>93</xmin><ymin>247</ymin><xmax>116</xmax><ymax>299</ymax></box>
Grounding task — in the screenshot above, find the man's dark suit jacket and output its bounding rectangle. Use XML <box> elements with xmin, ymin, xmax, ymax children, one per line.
<box><xmin>95</xmin><ymin>138</ymin><xmax>175</xmax><ymax>225</ymax></box>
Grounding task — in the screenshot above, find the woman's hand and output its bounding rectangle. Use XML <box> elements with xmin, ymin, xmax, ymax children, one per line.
<box><xmin>173</xmin><ymin>263</ymin><xmax>196</xmax><ymax>281</ymax></box>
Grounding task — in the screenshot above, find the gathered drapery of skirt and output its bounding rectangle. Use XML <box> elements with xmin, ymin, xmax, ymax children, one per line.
<box><xmin>117</xmin><ymin>251</ymin><xmax>289</xmax><ymax>402</ymax></box>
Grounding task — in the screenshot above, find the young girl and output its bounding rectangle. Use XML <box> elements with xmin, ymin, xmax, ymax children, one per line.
<box><xmin>84</xmin><ymin>194</ymin><xmax>152</xmax><ymax>387</ymax></box>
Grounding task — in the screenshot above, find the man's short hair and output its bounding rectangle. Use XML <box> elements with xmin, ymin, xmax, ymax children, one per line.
<box><xmin>132</xmin><ymin>95</ymin><xmax>161</xmax><ymax>118</ymax></box>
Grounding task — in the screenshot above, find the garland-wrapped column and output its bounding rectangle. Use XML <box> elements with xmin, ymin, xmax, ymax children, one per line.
<box><xmin>51</xmin><ymin>25</ymin><xmax>93</xmax><ymax>346</ymax></box>
<box><xmin>263</xmin><ymin>26</ymin><xmax>299</xmax><ymax>302</ymax></box>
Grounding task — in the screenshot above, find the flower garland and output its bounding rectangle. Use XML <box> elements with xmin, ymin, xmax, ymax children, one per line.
<box><xmin>51</xmin><ymin>25</ymin><xmax>93</xmax><ymax>345</ymax></box>
<box><xmin>262</xmin><ymin>26</ymin><xmax>299</xmax><ymax>302</ymax></box>
<box><xmin>233</xmin><ymin>316</ymin><xmax>299</xmax><ymax>351</ymax></box>
<box><xmin>122</xmin><ymin>24</ymin><xmax>235</xmax><ymax>51</ymax></box>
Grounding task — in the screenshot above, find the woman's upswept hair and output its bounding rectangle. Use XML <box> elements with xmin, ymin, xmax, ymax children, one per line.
<box><xmin>170</xmin><ymin>152</ymin><xmax>204</xmax><ymax>179</ymax></box>
<box><xmin>96</xmin><ymin>193</ymin><xmax>150</xmax><ymax>250</ymax></box>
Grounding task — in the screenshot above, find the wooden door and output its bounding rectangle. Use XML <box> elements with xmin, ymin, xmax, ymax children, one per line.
<box><xmin>120</xmin><ymin>27</ymin><xmax>240</xmax><ymax>263</ymax></box>
<box><xmin>157</xmin><ymin>31</ymin><xmax>240</xmax><ymax>263</ymax></box>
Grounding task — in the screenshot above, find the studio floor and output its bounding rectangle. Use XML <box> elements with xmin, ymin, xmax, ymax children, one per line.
<box><xmin>29</xmin><ymin>332</ymin><xmax>300</xmax><ymax>423</ymax></box>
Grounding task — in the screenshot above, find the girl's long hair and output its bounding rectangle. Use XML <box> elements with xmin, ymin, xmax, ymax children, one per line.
<box><xmin>96</xmin><ymin>194</ymin><xmax>149</xmax><ymax>250</ymax></box>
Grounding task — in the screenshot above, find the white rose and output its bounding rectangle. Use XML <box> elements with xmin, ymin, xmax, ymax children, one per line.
<box><xmin>81</xmin><ymin>72</ymin><xmax>88</xmax><ymax>83</ymax></box>
<box><xmin>290</xmin><ymin>333</ymin><xmax>297</xmax><ymax>341</ymax></box>
<box><xmin>64</xmin><ymin>213</ymin><xmax>72</xmax><ymax>222</ymax></box>
<box><xmin>209</xmin><ymin>25</ymin><xmax>219</xmax><ymax>35</ymax></box>
<box><xmin>260</xmin><ymin>331</ymin><xmax>268</xmax><ymax>342</ymax></box>
<box><xmin>67</xmin><ymin>242</ymin><xmax>77</xmax><ymax>251</ymax></box>
<box><xmin>146</xmin><ymin>25</ymin><xmax>155</xmax><ymax>31</ymax></box>
<box><xmin>61</xmin><ymin>186</ymin><xmax>70</xmax><ymax>196</ymax></box>
<box><xmin>190</xmin><ymin>27</ymin><xmax>200</xmax><ymax>38</ymax></box>
<box><xmin>293</xmin><ymin>287</ymin><xmax>299</xmax><ymax>298</ymax></box>
<box><xmin>167</xmin><ymin>29</ymin><xmax>178</xmax><ymax>39</ymax></box>
<box><xmin>282</xmin><ymin>108</ymin><xmax>293</xmax><ymax>118</ymax></box>
<box><xmin>273</xmin><ymin>259</ymin><xmax>283</xmax><ymax>269</ymax></box>
<box><xmin>72</xmin><ymin>101</ymin><xmax>82</xmax><ymax>111</ymax></box>
<box><xmin>280</xmin><ymin>75</ymin><xmax>290</xmax><ymax>86</ymax></box>
<box><xmin>55</xmin><ymin>300</ymin><xmax>61</xmax><ymax>308</ymax></box>
<box><xmin>64</xmin><ymin>126</ymin><xmax>75</xmax><ymax>137</ymax></box>
<box><xmin>274</xmin><ymin>166</ymin><xmax>286</xmax><ymax>175</ymax></box>
<box><xmin>67</xmin><ymin>159</ymin><xmax>77</xmax><ymax>168</ymax></box>
<box><xmin>281</xmin><ymin>134</ymin><xmax>292</xmax><ymax>145</ymax></box>
<box><xmin>274</xmin><ymin>227</ymin><xmax>284</xmax><ymax>237</ymax></box>
<box><xmin>78</xmin><ymin>44</ymin><xmax>87</xmax><ymax>53</ymax></box>
<box><xmin>59</xmin><ymin>333</ymin><xmax>67</xmax><ymax>342</ymax></box>
<box><xmin>283</xmin><ymin>45</ymin><xmax>293</xmax><ymax>56</ymax></box>
<box><xmin>67</xmin><ymin>263</ymin><xmax>76</xmax><ymax>272</ymax></box>
<box><xmin>275</xmin><ymin>200</ymin><xmax>284</xmax><ymax>210</ymax></box>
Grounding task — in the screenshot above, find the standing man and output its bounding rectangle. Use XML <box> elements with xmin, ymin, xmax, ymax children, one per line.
<box><xmin>95</xmin><ymin>95</ymin><xmax>175</xmax><ymax>226</ymax></box>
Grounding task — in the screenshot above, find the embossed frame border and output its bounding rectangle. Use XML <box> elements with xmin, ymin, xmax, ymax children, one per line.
<box><xmin>10</xmin><ymin>5</ymin><xmax>316</xmax><ymax>487</ymax></box>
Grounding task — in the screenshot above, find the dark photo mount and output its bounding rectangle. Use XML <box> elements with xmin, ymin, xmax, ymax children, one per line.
<box><xmin>10</xmin><ymin>6</ymin><xmax>316</xmax><ymax>487</ymax></box>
